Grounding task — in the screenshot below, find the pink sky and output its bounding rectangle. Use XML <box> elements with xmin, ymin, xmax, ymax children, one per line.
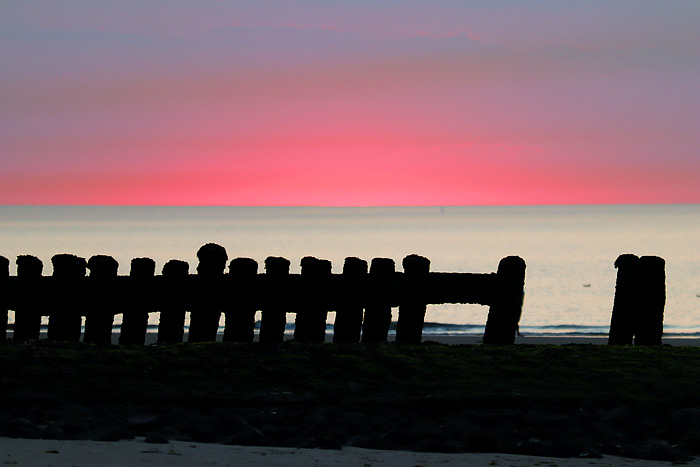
<box><xmin>1</xmin><ymin>1</ymin><xmax>699</xmax><ymax>206</ymax></box>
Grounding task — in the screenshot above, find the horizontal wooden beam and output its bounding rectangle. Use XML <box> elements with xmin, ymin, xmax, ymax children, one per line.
<box><xmin>2</xmin><ymin>272</ymin><xmax>498</xmax><ymax>315</ymax></box>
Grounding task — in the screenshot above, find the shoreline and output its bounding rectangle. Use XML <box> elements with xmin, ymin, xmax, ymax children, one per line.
<box><xmin>429</xmin><ymin>334</ymin><xmax>700</xmax><ymax>346</ymax></box>
<box><xmin>2</xmin><ymin>437</ymin><xmax>697</xmax><ymax>467</ymax></box>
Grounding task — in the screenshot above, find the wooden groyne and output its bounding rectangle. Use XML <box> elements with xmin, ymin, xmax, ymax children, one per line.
<box><xmin>1</xmin><ymin>248</ymin><xmax>670</xmax><ymax>346</ymax></box>
<box><xmin>0</xmin><ymin>245</ymin><xmax>526</xmax><ymax>345</ymax></box>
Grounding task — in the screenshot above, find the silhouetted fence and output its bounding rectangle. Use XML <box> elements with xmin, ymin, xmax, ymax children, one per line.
<box><xmin>0</xmin><ymin>245</ymin><xmax>526</xmax><ymax>345</ymax></box>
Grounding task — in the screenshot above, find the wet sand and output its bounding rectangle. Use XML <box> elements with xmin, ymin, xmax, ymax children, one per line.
<box><xmin>6</xmin><ymin>331</ymin><xmax>699</xmax><ymax>346</ymax></box>
<box><xmin>156</xmin><ymin>333</ymin><xmax>700</xmax><ymax>346</ymax></box>
<box><xmin>73</xmin><ymin>332</ymin><xmax>700</xmax><ymax>346</ymax></box>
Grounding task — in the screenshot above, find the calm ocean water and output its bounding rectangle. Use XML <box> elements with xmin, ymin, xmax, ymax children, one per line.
<box><xmin>1</xmin><ymin>205</ymin><xmax>699</xmax><ymax>337</ymax></box>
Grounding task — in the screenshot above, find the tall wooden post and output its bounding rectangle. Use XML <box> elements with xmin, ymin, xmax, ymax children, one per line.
<box><xmin>396</xmin><ymin>254</ymin><xmax>430</xmax><ymax>344</ymax></box>
<box><xmin>333</xmin><ymin>257</ymin><xmax>368</xmax><ymax>343</ymax></box>
<box><xmin>608</xmin><ymin>254</ymin><xmax>640</xmax><ymax>345</ymax></box>
<box><xmin>120</xmin><ymin>257</ymin><xmax>155</xmax><ymax>345</ymax></box>
<box><xmin>48</xmin><ymin>254</ymin><xmax>86</xmax><ymax>342</ymax></box>
<box><xmin>259</xmin><ymin>256</ymin><xmax>290</xmax><ymax>343</ymax></box>
<box><xmin>157</xmin><ymin>259</ymin><xmax>189</xmax><ymax>344</ymax></box>
<box><xmin>635</xmin><ymin>256</ymin><xmax>666</xmax><ymax>345</ymax></box>
<box><xmin>483</xmin><ymin>256</ymin><xmax>526</xmax><ymax>345</ymax></box>
<box><xmin>84</xmin><ymin>255</ymin><xmax>119</xmax><ymax>345</ymax></box>
<box><xmin>12</xmin><ymin>255</ymin><xmax>44</xmax><ymax>341</ymax></box>
<box><xmin>0</xmin><ymin>256</ymin><xmax>9</xmax><ymax>341</ymax></box>
<box><xmin>223</xmin><ymin>257</ymin><xmax>258</xmax><ymax>343</ymax></box>
<box><xmin>362</xmin><ymin>257</ymin><xmax>395</xmax><ymax>343</ymax></box>
<box><xmin>295</xmin><ymin>256</ymin><xmax>331</xmax><ymax>343</ymax></box>
<box><xmin>188</xmin><ymin>243</ymin><xmax>228</xmax><ymax>343</ymax></box>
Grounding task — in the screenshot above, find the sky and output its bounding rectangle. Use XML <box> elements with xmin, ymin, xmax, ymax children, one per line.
<box><xmin>1</xmin><ymin>1</ymin><xmax>699</xmax><ymax>206</ymax></box>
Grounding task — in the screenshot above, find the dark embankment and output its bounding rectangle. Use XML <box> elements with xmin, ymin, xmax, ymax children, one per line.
<box><xmin>2</xmin><ymin>341</ymin><xmax>700</xmax><ymax>461</ymax></box>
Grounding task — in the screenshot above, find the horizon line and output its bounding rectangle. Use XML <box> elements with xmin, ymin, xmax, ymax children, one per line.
<box><xmin>2</xmin><ymin>202</ymin><xmax>699</xmax><ymax>208</ymax></box>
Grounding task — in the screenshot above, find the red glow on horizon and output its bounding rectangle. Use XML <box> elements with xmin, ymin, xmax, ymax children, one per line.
<box><xmin>2</xmin><ymin>140</ymin><xmax>698</xmax><ymax>206</ymax></box>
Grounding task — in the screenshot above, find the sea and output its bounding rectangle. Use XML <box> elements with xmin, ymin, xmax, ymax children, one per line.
<box><xmin>1</xmin><ymin>205</ymin><xmax>700</xmax><ymax>338</ymax></box>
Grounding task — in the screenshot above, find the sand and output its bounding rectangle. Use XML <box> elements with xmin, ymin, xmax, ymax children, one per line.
<box><xmin>2</xmin><ymin>437</ymin><xmax>697</xmax><ymax>467</ymax></box>
<box><xmin>3</xmin><ymin>334</ymin><xmax>699</xmax><ymax>464</ymax></box>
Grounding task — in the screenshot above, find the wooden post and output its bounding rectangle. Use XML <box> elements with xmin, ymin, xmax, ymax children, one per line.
<box><xmin>48</xmin><ymin>254</ymin><xmax>86</xmax><ymax>342</ymax></box>
<box><xmin>83</xmin><ymin>255</ymin><xmax>119</xmax><ymax>345</ymax></box>
<box><xmin>188</xmin><ymin>243</ymin><xmax>228</xmax><ymax>343</ymax></box>
<box><xmin>157</xmin><ymin>259</ymin><xmax>189</xmax><ymax>345</ymax></box>
<box><xmin>608</xmin><ymin>254</ymin><xmax>640</xmax><ymax>345</ymax></box>
<box><xmin>362</xmin><ymin>257</ymin><xmax>395</xmax><ymax>343</ymax></box>
<box><xmin>119</xmin><ymin>257</ymin><xmax>155</xmax><ymax>345</ymax></box>
<box><xmin>634</xmin><ymin>256</ymin><xmax>666</xmax><ymax>346</ymax></box>
<box><xmin>295</xmin><ymin>257</ymin><xmax>331</xmax><ymax>343</ymax></box>
<box><xmin>396</xmin><ymin>254</ymin><xmax>430</xmax><ymax>344</ymax></box>
<box><xmin>0</xmin><ymin>256</ymin><xmax>9</xmax><ymax>341</ymax></box>
<box><xmin>483</xmin><ymin>256</ymin><xmax>526</xmax><ymax>345</ymax></box>
<box><xmin>223</xmin><ymin>257</ymin><xmax>258</xmax><ymax>343</ymax></box>
<box><xmin>259</xmin><ymin>256</ymin><xmax>290</xmax><ymax>343</ymax></box>
<box><xmin>12</xmin><ymin>255</ymin><xmax>44</xmax><ymax>341</ymax></box>
<box><xmin>333</xmin><ymin>257</ymin><xmax>368</xmax><ymax>343</ymax></box>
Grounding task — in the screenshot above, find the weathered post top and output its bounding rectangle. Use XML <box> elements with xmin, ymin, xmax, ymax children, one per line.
<box><xmin>265</xmin><ymin>256</ymin><xmax>291</xmax><ymax>277</ymax></box>
<box><xmin>229</xmin><ymin>257</ymin><xmax>258</xmax><ymax>278</ymax></box>
<box><xmin>87</xmin><ymin>255</ymin><xmax>119</xmax><ymax>278</ymax></box>
<box><xmin>16</xmin><ymin>255</ymin><xmax>43</xmax><ymax>277</ymax></box>
<box><xmin>615</xmin><ymin>253</ymin><xmax>640</xmax><ymax>270</ymax></box>
<box><xmin>402</xmin><ymin>254</ymin><xmax>430</xmax><ymax>276</ymax></box>
<box><xmin>162</xmin><ymin>259</ymin><xmax>189</xmax><ymax>277</ymax></box>
<box><xmin>497</xmin><ymin>255</ymin><xmax>526</xmax><ymax>277</ymax></box>
<box><xmin>196</xmin><ymin>243</ymin><xmax>228</xmax><ymax>277</ymax></box>
<box><xmin>343</xmin><ymin>257</ymin><xmax>368</xmax><ymax>276</ymax></box>
<box><xmin>51</xmin><ymin>254</ymin><xmax>86</xmax><ymax>277</ymax></box>
<box><xmin>640</xmin><ymin>255</ymin><xmax>665</xmax><ymax>270</ymax></box>
<box><xmin>130</xmin><ymin>257</ymin><xmax>156</xmax><ymax>278</ymax></box>
<box><xmin>370</xmin><ymin>257</ymin><xmax>395</xmax><ymax>277</ymax></box>
<box><xmin>301</xmin><ymin>256</ymin><xmax>332</xmax><ymax>278</ymax></box>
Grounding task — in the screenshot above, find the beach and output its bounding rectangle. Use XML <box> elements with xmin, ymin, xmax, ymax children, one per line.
<box><xmin>2</xmin><ymin>339</ymin><xmax>700</xmax><ymax>462</ymax></box>
<box><xmin>2</xmin><ymin>437</ymin><xmax>696</xmax><ymax>466</ymax></box>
